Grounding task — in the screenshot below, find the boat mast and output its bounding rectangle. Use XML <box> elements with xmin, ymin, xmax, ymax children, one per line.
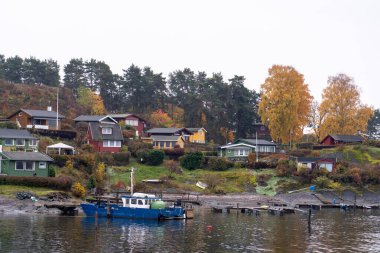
<box><xmin>130</xmin><ymin>167</ymin><xmax>135</xmax><ymax>195</ymax></box>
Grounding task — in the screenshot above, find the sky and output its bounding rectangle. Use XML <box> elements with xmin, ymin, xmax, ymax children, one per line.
<box><xmin>1</xmin><ymin>0</ymin><xmax>380</xmax><ymax>107</ymax></box>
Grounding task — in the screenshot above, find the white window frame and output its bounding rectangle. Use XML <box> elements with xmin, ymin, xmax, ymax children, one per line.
<box><xmin>15</xmin><ymin>161</ymin><xmax>35</xmax><ymax>171</ymax></box>
<box><xmin>39</xmin><ymin>162</ymin><xmax>47</xmax><ymax>169</ymax></box>
<box><xmin>15</xmin><ymin>139</ymin><xmax>25</xmax><ymax>146</ymax></box>
<box><xmin>29</xmin><ymin>139</ymin><xmax>37</xmax><ymax>147</ymax></box>
<box><xmin>102</xmin><ymin>127</ymin><xmax>112</xmax><ymax>135</ymax></box>
<box><xmin>125</xmin><ymin>119</ymin><xmax>138</xmax><ymax>126</ymax></box>
<box><xmin>103</xmin><ymin>140</ymin><xmax>121</xmax><ymax>147</ymax></box>
<box><xmin>4</xmin><ymin>139</ymin><xmax>14</xmax><ymax>146</ymax></box>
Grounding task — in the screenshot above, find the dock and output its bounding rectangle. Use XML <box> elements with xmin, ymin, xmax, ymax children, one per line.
<box><xmin>44</xmin><ymin>202</ymin><xmax>79</xmax><ymax>215</ymax></box>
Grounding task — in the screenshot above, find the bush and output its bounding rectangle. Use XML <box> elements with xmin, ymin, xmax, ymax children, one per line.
<box><xmin>164</xmin><ymin>160</ymin><xmax>182</xmax><ymax>175</ymax></box>
<box><xmin>247</xmin><ymin>153</ymin><xmax>256</xmax><ymax>167</ymax></box>
<box><xmin>136</xmin><ymin>149</ymin><xmax>149</xmax><ymax>164</ymax></box>
<box><xmin>72</xmin><ymin>154</ymin><xmax>96</xmax><ymax>174</ymax></box>
<box><xmin>50</xmin><ymin>155</ymin><xmax>71</xmax><ymax>167</ymax></box>
<box><xmin>80</xmin><ymin>144</ymin><xmax>95</xmax><ymax>153</ymax></box>
<box><xmin>203</xmin><ymin>174</ymin><xmax>224</xmax><ymax>191</ymax></box>
<box><xmin>275</xmin><ymin>160</ymin><xmax>296</xmax><ymax>177</ymax></box>
<box><xmin>38</xmin><ymin>137</ymin><xmax>54</xmax><ymax>154</ymax></box>
<box><xmin>248</xmin><ymin>161</ymin><xmax>276</xmax><ymax>169</ymax></box>
<box><xmin>180</xmin><ymin>152</ymin><xmax>204</xmax><ymax>170</ymax></box>
<box><xmin>312</xmin><ymin>176</ymin><xmax>331</xmax><ymax>188</ymax></box>
<box><xmin>0</xmin><ymin>175</ymin><xmax>72</xmax><ymax>190</ymax></box>
<box><xmin>112</xmin><ymin>152</ymin><xmax>130</xmax><ymax>166</ymax></box>
<box><xmin>128</xmin><ymin>141</ymin><xmax>153</xmax><ymax>157</ymax></box>
<box><xmin>48</xmin><ymin>167</ymin><xmax>56</xmax><ymax>177</ymax></box>
<box><xmin>72</xmin><ymin>182</ymin><xmax>86</xmax><ymax>198</ymax></box>
<box><xmin>96</xmin><ymin>153</ymin><xmax>113</xmax><ymax>165</ymax></box>
<box><xmin>0</xmin><ymin>121</ymin><xmax>18</xmax><ymax>129</ymax></box>
<box><xmin>296</xmin><ymin>167</ymin><xmax>313</xmax><ymax>184</ymax></box>
<box><xmin>202</xmin><ymin>151</ymin><xmax>218</xmax><ymax>157</ymax></box>
<box><xmin>205</xmin><ymin>157</ymin><xmax>234</xmax><ymax>171</ymax></box>
<box><xmin>164</xmin><ymin>148</ymin><xmax>185</xmax><ymax>160</ymax></box>
<box><xmin>146</xmin><ymin>150</ymin><xmax>165</xmax><ymax>166</ymax></box>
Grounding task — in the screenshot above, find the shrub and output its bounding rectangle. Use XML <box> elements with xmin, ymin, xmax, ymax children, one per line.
<box><xmin>50</xmin><ymin>155</ymin><xmax>71</xmax><ymax>167</ymax></box>
<box><xmin>87</xmin><ymin>176</ymin><xmax>96</xmax><ymax>189</ymax></box>
<box><xmin>164</xmin><ymin>160</ymin><xmax>182</xmax><ymax>175</ymax></box>
<box><xmin>38</xmin><ymin>137</ymin><xmax>54</xmax><ymax>153</ymax></box>
<box><xmin>275</xmin><ymin>160</ymin><xmax>296</xmax><ymax>177</ymax></box>
<box><xmin>72</xmin><ymin>182</ymin><xmax>86</xmax><ymax>198</ymax></box>
<box><xmin>247</xmin><ymin>153</ymin><xmax>256</xmax><ymax>166</ymax></box>
<box><xmin>136</xmin><ymin>149</ymin><xmax>149</xmax><ymax>164</ymax></box>
<box><xmin>111</xmin><ymin>180</ymin><xmax>127</xmax><ymax>191</ymax></box>
<box><xmin>203</xmin><ymin>174</ymin><xmax>224</xmax><ymax>191</ymax></box>
<box><xmin>205</xmin><ymin>157</ymin><xmax>234</xmax><ymax>171</ymax></box>
<box><xmin>164</xmin><ymin>148</ymin><xmax>185</xmax><ymax>160</ymax></box>
<box><xmin>312</xmin><ymin>176</ymin><xmax>331</xmax><ymax>188</ymax></box>
<box><xmin>80</xmin><ymin>144</ymin><xmax>95</xmax><ymax>153</ymax></box>
<box><xmin>0</xmin><ymin>175</ymin><xmax>72</xmax><ymax>190</ymax></box>
<box><xmin>0</xmin><ymin>121</ymin><xmax>18</xmax><ymax>129</ymax></box>
<box><xmin>72</xmin><ymin>154</ymin><xmax>96</xmax><ymax>174</ymax></box>
<box><xmin>128</xmin><ymin>141</ymin><xmax>153</xmax><ymax>157</ymax></box>
<box><xmin>112</xmin><ymin>152</ymin><xmax>130</xmax><ymax>166</ymax></box>
<box><xmin>296</xmin><ymin>167</ymin><xmax>313</xmax><ymax>184</ymax></box>
<box><xmin>146</xmin><ymin>150</ymin><xmax>165</xmax><ymax>166</ymax></box>
<box><xmin>96</xmin><ymin>153</ymin><xmax>113</xmax><ymax>165</ymax></box>
<box><xmin>48</xmin><ymin>167</ymin><xmax>56</xmax><ymax>177</ymax></box>
<box><xmin>95</xmin><ymin>162</ymin><xmax>106</xmax><ymax>188</ymax></box>
<box><xmin>249</xmin><ymin>161</ymin><xmax>276</xmax><ymax>169</ymax></box>
<box><xmin>180</xmin><ymin>152</ymin><xmax>204</xmax><ymax>170</ymax></box>
<box><xmin>202</xmin><ymin>151</ymin><xmax>218</xmax><ymax>157</ymax></box>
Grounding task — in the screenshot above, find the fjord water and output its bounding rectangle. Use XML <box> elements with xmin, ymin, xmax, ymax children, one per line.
<box><xmin>0</xmin><ymin>209</ymin><xmax>379</xmax><ymax>253</ymax></box>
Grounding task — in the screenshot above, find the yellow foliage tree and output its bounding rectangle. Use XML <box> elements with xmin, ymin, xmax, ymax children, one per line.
<box><xmin>258</xmin><ymin>65</ymin><xmax>313</xmax><ymax>144</ymax></box>
<box><xmin>77</xmin><ymin>85</ymin><xmax>106</xmax><ymax>115</ymax></box>
<box><xmin>318</xmin><ymin>74</ymin><xmax>373</xmax><ymax>139</ymax></box>
<box><xmin>95</xmin><ymin>162</ymin><xmax>106</xmax><ymax>187</ymax></box>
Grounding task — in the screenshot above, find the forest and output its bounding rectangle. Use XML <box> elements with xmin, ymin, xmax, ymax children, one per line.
<box><xmin>0</xmin><ymin>54</ymin><xmax>260</xmax><ymax>144</ymax></box>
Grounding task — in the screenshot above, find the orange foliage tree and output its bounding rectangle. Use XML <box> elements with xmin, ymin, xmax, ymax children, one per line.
<box><xmin>149</xmin><ymin>109</ymin><xmax>174</xmax><ymax>127</ymax></box>
<box><xmin>258</xmin><ymin>65</ymin><xmax>313</xmax><ymax>144</ymax></box>
<box><xmin>220</xmin><ymin>127</ymin><xmax>235</xmax><ymax>144</ymax></box>
<box><xmin>317</xmin><ymin>74</ymin><xmax>373</xmax><ymax>140</ymax></box>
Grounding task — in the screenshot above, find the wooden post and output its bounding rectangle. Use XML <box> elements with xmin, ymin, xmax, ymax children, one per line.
<box><xmin>116</xmin><ymin>192</ymin><xmax>119</xmax><ymax>205</ymax></box>
<box><xmin>354</xmin><ymin>193</ymin><xmax>357</xmax><ymax>210</ymax></box>
<box><xmin>196</xmin><ymin>194</ymin><xmax>199</xmax><ymax>201</ymax></box>
<box><xmin>308</xmin><ymin>208</ymin><xmax>311</xmax><ymax>233</ymax></box>
<box><xmin>188</xmin><ymin>193</ymin><xmax>190</xmax><ymax>200</ymax></box>
<box><xmin>107</xmin><ymin>198</ymin><xmax>111</xmax><ymax>219</ymax></box>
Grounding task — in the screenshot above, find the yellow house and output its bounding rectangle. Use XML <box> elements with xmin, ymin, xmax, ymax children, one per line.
<box><xmin>152</xmin><ymin>135</ymin><xmax>185</xmax><ymax>149</ymax></box>
<box><xmin>187</xmin><ymin>127</ymin><xmax>207</xmax><ymax>144</ymax></box>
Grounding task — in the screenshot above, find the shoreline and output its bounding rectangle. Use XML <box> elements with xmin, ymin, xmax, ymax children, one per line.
<box><xmin>2</xmin><ymin>189</ymin><xmax>380</xmax><ymax>215</ymax></box>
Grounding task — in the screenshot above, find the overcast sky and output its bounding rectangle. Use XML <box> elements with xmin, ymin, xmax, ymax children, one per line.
<box><xmin>1</xmin><ymin>0</ymin><xmax>379</xmax><ymax>107</ymax></box>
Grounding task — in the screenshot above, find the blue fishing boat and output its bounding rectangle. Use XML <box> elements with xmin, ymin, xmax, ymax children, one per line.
<box><xmin>81</xmin><ymin>192</ymin><xmax>187</xmax><ymax>220</ymax></box>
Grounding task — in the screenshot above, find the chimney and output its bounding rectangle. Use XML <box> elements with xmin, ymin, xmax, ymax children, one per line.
<box><xmin>47</xmin><ymin>106</ymin><xmax>52</xmax><ymax>111</ymax></box>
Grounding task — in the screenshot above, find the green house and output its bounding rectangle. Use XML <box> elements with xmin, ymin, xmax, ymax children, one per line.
<box><xmin>0</xmin><ymin>151</ymin><xmax>53</xmax><ymax>177</ymax></box>
<box><xmin>219</xmin><ymin>139</ymin><xmax>277</xmax><ymax>161</ymax></box>
<box><xmin>0</xmin><ymin>128</ymin><xmax>38</xmax><ymax>152</ymax></box>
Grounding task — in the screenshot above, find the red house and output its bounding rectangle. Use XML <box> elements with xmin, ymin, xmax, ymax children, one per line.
<box><xmin>108</xmin><ymin>114</ymin><xmax>146</xmax><ymax>136</ymax></box>
<box><xmin>87</xmin><ymin>122</ymin><xmax>124</xmax><ymax>153</ymax></box>
<box><xmin>320</xmin><ymin>134</ymin><xmax>364</xmax><ymax>146</ymax></box>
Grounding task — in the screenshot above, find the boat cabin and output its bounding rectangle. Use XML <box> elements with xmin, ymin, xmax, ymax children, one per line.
<box><xmin>121</xmin><ymin>193</ymin><xmax>161</xmax><ymax>209</ymax></box>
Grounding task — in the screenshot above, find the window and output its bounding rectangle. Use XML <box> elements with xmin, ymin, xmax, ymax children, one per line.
<box><xmin>102</xmin><ymin>127</ymin><xmax>112</xmax><ymax>134</ymax></box>
<box><xmin>16</xmin><ymin>139</ymin><xmax>25</xmax><ymax>146</ymax></box>
<box><xmin>138</xmin><ymin>200</ymin><xmax>143</xmax><ymax>205</ymax></box>
<box><xmin>103</xmin><ymin>140</ymin><xmax>121</xmax><ymax>147</ymax></box>
<box><xmin>160</xmin><ymin>142</ymin><xmax>164</xmax><ymax>148</ymax></box>
<box><xmin>29</xmin><ymin>139</ymin><xmax>37</xmax><ymax>146</ymax></box>
<box><xmin>15</xmin><ymin>161</ymin><xmax>35</xmax><ymax>171</ymax></box>
<box><xmin>4</xmin><ymin>139</ymin><xmax>14</xmax><ymax>146</ymax></box>
<box><xmin>171</xmin><ymin>141</ymin><xmax>177</xmax><ymax>147</ymax></box>
<box><xmin>131</xmin><ymin>199</ymin><xmax>137</xmax><ymax>204</ymax></box>
<box><xmin>16</xmin><ymin>161</ymin><xmax>24</xmax><ymax>170</ymax></box>
<box><xmin>39</xmin><ymin>162</ymin><xmax>47</xmax><ymax>169</ymax></box>
<box><xmin>125</xmin><ymin>119</ymin><xmax>138</xmax><ymax>126</ymax></box>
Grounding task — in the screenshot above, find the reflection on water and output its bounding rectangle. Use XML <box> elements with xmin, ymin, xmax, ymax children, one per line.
<box><xmin>0</xmin><ymin>209</ymin><xmax>380</xmax><ymax>252</ymax></box>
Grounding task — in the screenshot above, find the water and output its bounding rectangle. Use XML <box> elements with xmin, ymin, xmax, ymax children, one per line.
<box><xmin>0</xmin><ymin>208</ymin><xmax>380</xmax><ymax>253</ymax></box>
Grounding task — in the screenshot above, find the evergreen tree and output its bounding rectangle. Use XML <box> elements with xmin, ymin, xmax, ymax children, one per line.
<box><xmin>3</xmin><ymin>55</ymin><xmax>23</xmax><ymax>83</ymax></box>
<box><xmin>63</xmin><ymin>58</ymin><xmax>86</xmax><ymax>91</ymax></box>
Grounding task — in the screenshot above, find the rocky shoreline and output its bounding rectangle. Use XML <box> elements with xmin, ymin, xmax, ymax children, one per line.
<box><xmin>1</xmin><ymin>189</ymin><xmax>380</xmax><ymax>215</ymax></box>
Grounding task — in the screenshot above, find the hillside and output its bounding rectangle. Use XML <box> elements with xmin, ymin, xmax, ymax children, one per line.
<box><xmin>0</xmin><ymin>80</ymin><xmax>87</xmax><ymax>123</ymax></box>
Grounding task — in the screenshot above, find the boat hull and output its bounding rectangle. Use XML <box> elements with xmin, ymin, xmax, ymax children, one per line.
<box><xmin>81</xmin><ymin>203</ymin><xmax>186</xmax><ymax>220</ymax></box>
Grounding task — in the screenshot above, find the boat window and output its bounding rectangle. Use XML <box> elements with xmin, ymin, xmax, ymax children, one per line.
<box><xmin>145</xmin><ymin>200</ymin><xmax>148</xmax><ymax>205</ymax></box>
<box><xmin>138</xmin><ymin>200</ymin><xmax>143</xmax><ymax>205</ymax></box>
<box><xmin>131</xmin><ymin>199</ymin><xmax>137</xmax><ymax>204</ymax></box>
<box><xmin>125</xmin><ymin>199</ymin><xmax>130</xmax><ymax>204</ymax></box>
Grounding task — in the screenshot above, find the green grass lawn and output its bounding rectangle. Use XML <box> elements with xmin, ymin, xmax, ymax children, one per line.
<box><xmin>0</xmin><ymin>185</ymin><xmax>60</xmax><ymax>198</ymax></box>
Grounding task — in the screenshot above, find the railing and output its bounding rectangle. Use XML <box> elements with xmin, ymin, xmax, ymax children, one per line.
<box><xmin>27</xmin><ymin>124</ymin><xmax>49</xmax><ymax>130</ymax></box>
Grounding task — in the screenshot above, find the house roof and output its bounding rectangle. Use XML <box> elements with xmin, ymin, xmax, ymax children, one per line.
<box><xmin>151</xmin><ymin>135</ymin><xmax>184</xmax><ymax>142</ymax></box>
<box><xmin>235</xmin><ymin>139</ymin><xmax>277</xmax><ymax>146</ymax></box>
<box><xmin>0</xmin><ymin>128</ymin><xmax>37</xmax><ymax>140</ymax></box>
<box><xmin>8</xmin><ymin>109</ymin><xmax>64</xmax><ymax>119</ymax></box>
<box><xmin>186</xmin><ymin>127</ymin><xmax>207</xmax><ymax>133</ymax></box>
<box><xmin>88</xmin><ymin>122</ymin><xmax>123</xmax><ymax>141</ymax></box>
<box><xmin>108</xmin><ymin>113</ymin><xmax>146</xmax><ymax>122</ymax></box>
<box><xmin>74</xmin><ymin>115</ymin><xmax>117</xmax><ymax>123</ymax></box>
<box><xmin>146</xmin><ymin>128</ymin><xmax>192</xmax><ymax>135</ymax></box>
<box><xmin>2</xmin><ymin>151</ymin><xmax>54</xmax><ymax>162</ymax></box>
<box><xmin>219</xmin><ymin>143</ymin><xmax>256</xmax><ymax>149</ymax></box>
<box><xmin>296</xmin><ymin>157</ymin><xmax>336</xmax><ymax>163</ymax></box>
<box><xmin>321</xmin><ymin>134</ymin><xmax>364</xmax><ymax>144</ymax></box>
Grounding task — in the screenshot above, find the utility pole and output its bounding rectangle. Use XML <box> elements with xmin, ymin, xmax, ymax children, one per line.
<box><xmin>256</xmin><ymin>131</ymin><xmax>259</xmax><ymax>162</ymax></box>
<box><xmin>56</xmin><ymin>87</ymin><xmax>59</xmax><ymax>130</ymax></box>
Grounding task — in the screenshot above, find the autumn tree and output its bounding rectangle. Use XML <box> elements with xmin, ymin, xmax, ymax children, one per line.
<box><xmin>318</xmin><ymin>73</ymin><xmax>373</xmax><ymax>139</ymax></box>
<box><xmin>220</xmin><ymin>127</ymin><xmax>235</xmax><ymax>144</ymax></box>
<box><xmin>149</xmin><ymin>109</ymin><xmax>174</xmax><ymax>127</ymax></box>
<box><xmin>367</xmin><ymin>109</ymin><xmax>380</xmax><ymax>139</ymax></box>
<box><xmin>258</xmin><ymin>65</ymin><xmax>313</xmax><ymax>144</ymax></box>
<box><xmin>77</xmin><ymin>86</ymin><xmax>106</xmax><ymax>115</ymax></box>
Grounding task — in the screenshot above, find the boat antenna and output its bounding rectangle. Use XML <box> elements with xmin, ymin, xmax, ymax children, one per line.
<box><xmin>131</xmin><ymin>167</ymin><xmax>135</xmax><ymax>195</ymax></box>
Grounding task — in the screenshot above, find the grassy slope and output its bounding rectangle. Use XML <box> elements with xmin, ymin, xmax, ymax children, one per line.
<box><xmin>0</xmin><ymin>185</ymin><xmax>60</xmax><ymax>198</ymax></box>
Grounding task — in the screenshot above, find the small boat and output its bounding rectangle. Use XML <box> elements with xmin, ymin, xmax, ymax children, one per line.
<box><xmin>196</xmin><ymin>181</ymin><xmax>208</xmax><ymax>189</ymax></box>
<box><xmin>81</xmin><ymin>192</ymin><xmax>188</xmax><ymax>220</ymax></box>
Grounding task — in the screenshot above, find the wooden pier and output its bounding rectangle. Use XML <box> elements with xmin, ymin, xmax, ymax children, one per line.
<box><xmin>44</xmin><ymin>203</ymin><xmax>79</xmax><ymax>215</ymax></box>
